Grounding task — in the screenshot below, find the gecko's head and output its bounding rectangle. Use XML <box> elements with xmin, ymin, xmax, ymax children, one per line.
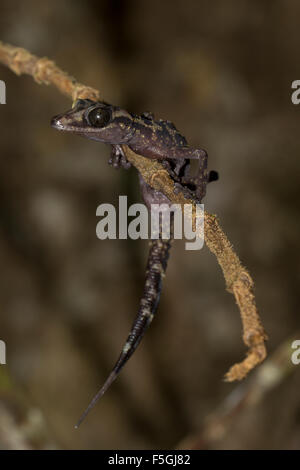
<box><xmin>51</xmin><ymin>99</ymin><xmax>135</xmax><ymax>144</ymax></box>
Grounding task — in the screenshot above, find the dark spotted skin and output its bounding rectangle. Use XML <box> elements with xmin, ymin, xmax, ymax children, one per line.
<box><xmin>51</xmin><ymin>99</ymin><xmax>217</xmax><ymax>427</ymax></box>
<box><xmin>51</xmin><ymin>99</ymin><xmax>211</xmax><ymax>201</ymax></box>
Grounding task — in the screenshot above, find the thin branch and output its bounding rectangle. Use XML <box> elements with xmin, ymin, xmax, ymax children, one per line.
<box><xmin>0</xmin><ymin>40</ymin><xmax>267</xmax><ymax>380</ymax></box>
<box><xmin>0</xmin><ymin>41</ymin><xmax>100</xmax><ymax>101</ymax></box>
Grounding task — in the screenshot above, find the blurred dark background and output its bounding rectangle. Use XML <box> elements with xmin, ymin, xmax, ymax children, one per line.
<box><xmin>0</xmin><ymin>0</ymin><xmax>300</xmax><ymax>450</ymax></box>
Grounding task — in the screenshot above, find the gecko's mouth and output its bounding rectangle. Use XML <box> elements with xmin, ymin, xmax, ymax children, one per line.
<box><xmin>50</xmin><ymin>115</ymin><xmax>84</xmax><ymax>133</ymax></box>
<box><xmin>51</xmin><ymin>116</ymin><xmax>65</xmax><ymax>130</ymax></box>
<box><xmin>50</xmin><ymin>114</ymin><xmax>107</xmax><ymax>142</ymax></box>
<box><xmin>51</xmin><ymin>113</ymin><xmax>99</xmax><ymax>134</ymax></box>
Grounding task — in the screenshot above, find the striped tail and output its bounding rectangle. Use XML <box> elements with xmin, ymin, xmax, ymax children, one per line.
<box><xmin>75</xmin><ymin>238</ymin><xmax>172</xmax><ymax>428</ymax></box>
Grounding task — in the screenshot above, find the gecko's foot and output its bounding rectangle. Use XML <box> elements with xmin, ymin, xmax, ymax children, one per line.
<box><xmin>109</xmin><ymin>145</ymin><xmax>131</xmax><ymax>170</ymax></box>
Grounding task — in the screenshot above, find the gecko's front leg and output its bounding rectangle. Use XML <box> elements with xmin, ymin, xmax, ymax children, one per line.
<box><xmin>108</xmin><ymin>144</ymin><xmax>131</xmax><ymax>169</ymax></box>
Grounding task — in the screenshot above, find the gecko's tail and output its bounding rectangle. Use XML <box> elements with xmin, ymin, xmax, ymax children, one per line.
<box><xmin>75</xmin><ymin>371</ymin><xmax>117</xmax><ymax>428</ymax></box>
<box><xmin>75</xmin><ymin>238</ymin><xmax>172</xmax><ymax>428</ymax></box>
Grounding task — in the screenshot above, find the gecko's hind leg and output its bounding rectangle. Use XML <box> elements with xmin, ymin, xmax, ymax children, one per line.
<box><xmin>180</xmin><ymin>169</ymin><xmax>219</xmax><ymax>201</ymax></box>
<box><xmin>173</xmin><ymin>148</ymin><xmax>218</xmax><ymax>200</ymax></box>
<box><xmin>158</xmin><ymin>147</ymin><xmax>209</xmax><ymax>202</ymax></box>
<box><xmin>75</xmin><ymin>238</ymin><xmax>171</xmax><ymax>428</ymax></box>
<box><xmin>181</xmin><ymin>148</ymin><xmax>208</xmax><ymax>201</ymax></box>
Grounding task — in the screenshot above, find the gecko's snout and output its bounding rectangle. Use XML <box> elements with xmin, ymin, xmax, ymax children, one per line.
<box><xmin>51</xmin><ymin>115</ymin><xmax>64</xmax><ymax>130</ymax></box>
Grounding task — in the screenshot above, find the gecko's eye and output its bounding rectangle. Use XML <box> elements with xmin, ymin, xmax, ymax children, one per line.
<box><xmin>87</xmin><ymin>107</ymin><xmax>111</xmax><ymax>128</ymax></box>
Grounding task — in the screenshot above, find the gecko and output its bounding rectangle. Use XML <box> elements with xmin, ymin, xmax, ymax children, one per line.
<box><xmin>51</xmin><ymin>99</ymin><xmax>218</xmax><ymax>427</ymax></box>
